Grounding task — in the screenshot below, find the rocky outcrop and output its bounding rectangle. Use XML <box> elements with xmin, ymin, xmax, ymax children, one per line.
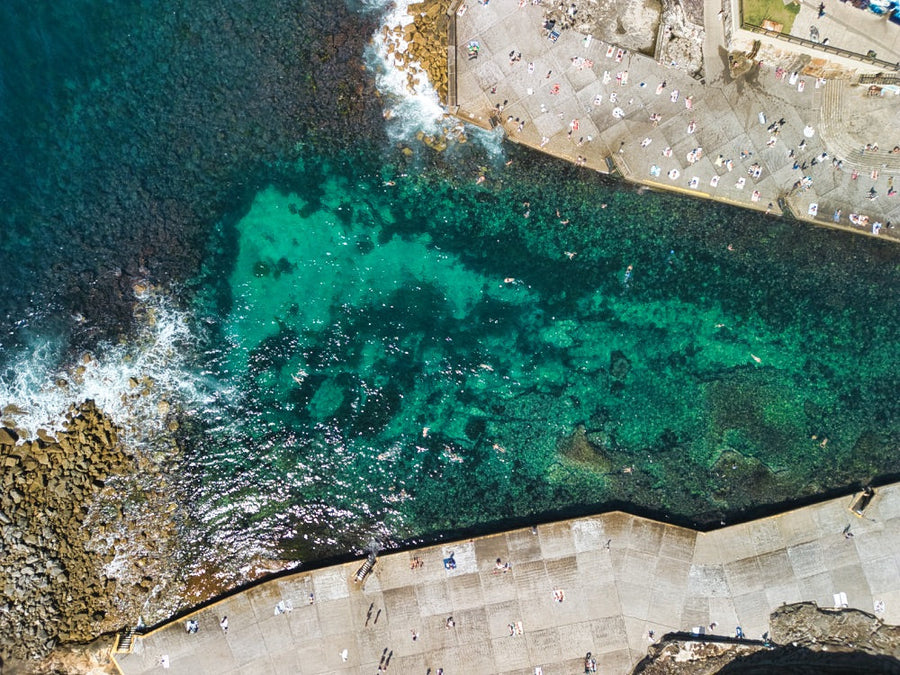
<box><xmin>656</xmin><ymin>0</ymin><xmax>705</xmax><ymax>77</ymax></box>
<box><xmin>23</xmin><ymin>635</ymin><xmax>119</xmax><ymax>675</ymax></box>
<box><xmin>558</xmin><ymin>424</ymin><xmax>613</xmax><ymax>474</ymax></box>
<box><xmin>546</xmin><ymin>0</ymin><xmax>662</xmax><ymax>56</ymax></box>
<box><xmin>632</xmin><ymin>602</ymin><xmax>900</xmax><ymax>673</ymax></box>
<box><xmin>0</xmin><ymin>401</ymin><xmax>182</xmax><ymax>669</ymax></box>
<box><xmin>381</xmin><ymin>0</ymin><xmax>451</xmax><ymax>102</ymax></box>
<box><xmin>771</xmin><ymin>602</ymin><xmax>900</xmax><ymax>657</ymax></box>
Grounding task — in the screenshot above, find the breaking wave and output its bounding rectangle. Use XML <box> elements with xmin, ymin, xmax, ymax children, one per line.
<box><xmin>0</xmin><ymin>288</ymin><xmax>217</xmax><ymax>448</ymax></box>
<box><xmin>366</xmin><ymin>0</ymin><xmax>505</xmax><ymax>158</ymax></box>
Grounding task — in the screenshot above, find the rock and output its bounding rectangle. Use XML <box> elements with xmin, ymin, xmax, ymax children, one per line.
<box><xmin>0</xmin><ymin>400</ymin><xmax>164</xmax><ymax>665</ymax></box>
<box><xmin>636</xmin><ymin>602</ymin><xmax>900</xmax><ymax>673</ymax></box>
<box><xmin>0</xmin><ymin>427</ymin><xmax>19</xmax><ymax>445</ymax></box>
<box><xmin>37</xmin><ymin>428</ymin><xmax>57</xmax><ymax>444</ymax></box>
<box><xmin>559</xmin><ymin>424</ymin><xmax>612</xmax><ymax>473</ymax></box>
<box><xmin>610</xmin><ymin>350</ymin><xmax>632</xmax><ymax>379</ymax></box>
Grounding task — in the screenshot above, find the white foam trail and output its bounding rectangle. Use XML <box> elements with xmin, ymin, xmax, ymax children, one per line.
<box><xmin>0</xmin><ymin>290</ymin><xmax>216</xmax><ymax>447</ymax></box>
<box><xmin>471</xmin><ymin>123</ymin><xmax>507</xmax><ymax>163</ymax></box>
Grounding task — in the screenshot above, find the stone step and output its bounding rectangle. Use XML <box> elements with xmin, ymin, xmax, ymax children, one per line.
<box><xmin>114</xmin><ymin>628</ymin><xmax>135</xmax><ymax>654</ymax></box>
<box><xmin>819</xmin><ymin>80</ymin><xmax>900</xmax><ymax>174</ymax></box>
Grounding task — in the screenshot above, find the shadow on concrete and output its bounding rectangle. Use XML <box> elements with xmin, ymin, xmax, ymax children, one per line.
<box><xmin>719</xmin><ymin>46</ymin><xmax>734</xmax><ymax>85</ymax></box>
<box><xmin>132</xmin><ymin>473</ymin><xmax>900</xmax><ymax>636</ymax></box>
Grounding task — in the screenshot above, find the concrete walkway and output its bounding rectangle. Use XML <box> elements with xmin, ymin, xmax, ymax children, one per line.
<box><xmin>114</xmin><ymin>483</ymin><xmax>900</xmax><ymax>674</ymax></box>
<box><xmin>452</xmin><ymin>0</ymin><xmax>900</xmax><ymax>238</ymax></box>
<box><xmin>786</xmin><ymin>0</ymin><xmax>900</xmax><ymax>62</ymax></box>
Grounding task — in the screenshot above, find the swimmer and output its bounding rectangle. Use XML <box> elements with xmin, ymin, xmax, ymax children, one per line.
<box><xmin>623</xmin><ymin>264</ymin><xmax>633</xmax><ymax>284</ymax></box>
<box><xmin>383</xmin><ymin>180</ymin><xmax>396</xmax><ymax>186</ymax></box>
<box><xmin>476</xmin><ymin>175</ymin><xmax>486</xmax><ymax>184</ymax></box>
<box><xmin>564</xmin><ymin>251</ymin><xmax>577</xmax><ymax>259</ymax></box>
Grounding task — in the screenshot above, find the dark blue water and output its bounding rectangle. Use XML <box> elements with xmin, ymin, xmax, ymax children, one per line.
<box><xmin>0</xmin><ymin>0</ymin><xmax>386</xmax><ymax>349</ymax></box>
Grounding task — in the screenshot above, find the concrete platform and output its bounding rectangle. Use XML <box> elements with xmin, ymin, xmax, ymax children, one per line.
<box><xmin>451</xmin><ymin>0</ymin><xmax>900</xmax><ymax>240</ymax></box>
<box><xmin>115</xmin><ymin>483</ymin><xmax>900</xmax><ymax>674</ymax></box>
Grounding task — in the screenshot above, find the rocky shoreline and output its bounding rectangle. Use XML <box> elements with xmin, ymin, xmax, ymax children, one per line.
<box><xmin>382</xmin><ymin>0</ymin><xmax>452</xmax><ymax>103</ymax></box>
<box><xmin>635</xmin><ymin>602</ymin><xmax>900</xmax><ymax>673</ymax></box>
<box><xmin>0</xmin><ymin>400</ymin><xmax>183</xmax><ymax>672</ymax></box>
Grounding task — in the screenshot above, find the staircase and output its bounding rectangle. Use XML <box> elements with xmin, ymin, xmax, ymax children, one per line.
<box><xmin>114</xmin><ymin>627</ymin><xmax>136</xmax><ymax>654</ymax></box>
<box><xmin>819</xmin><ymin>79</ymin><xmax>900</xmax><ymax>174</ymax></box>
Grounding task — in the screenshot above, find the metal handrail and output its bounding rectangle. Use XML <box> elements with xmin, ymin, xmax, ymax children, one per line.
<box><xmin>735</xmin><ymin>0</ymin><xmax>900</xmax><ymax>73</ymax></box>
<box><xmin>858</xmin><ymin>73</ymin><xmax>900</xmax><ymax>84</ymax></box>
<box><xmin>447</xmin><ymin>0</ymin><xmax>463</xmax><ymax>109</ymax></box>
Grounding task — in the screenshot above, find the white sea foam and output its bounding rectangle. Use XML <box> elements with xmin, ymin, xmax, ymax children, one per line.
<box><xmin>366</xmin><ymin>0</ymin><xmax>505</xmax><ymax>161</ymax></box>
<box><xmin>0</xmin><ymin>290</ymin><xmax>215</xmax><ymax>447</ymax></box>
<box><xmin>367</xmin><ymin>1</ymin><xmax>447</xmax><ymax>141</ymax></box>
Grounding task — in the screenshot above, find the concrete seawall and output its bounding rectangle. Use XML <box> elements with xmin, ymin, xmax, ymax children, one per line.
<box><xmin>114</xmin><ymin>483</ymin><xmax>900</xmax><ymax>673</ymax></box>
<box><xmin>447</xmin><ymin>0</ymin><xmax>900</xmax><ymax>241</ymax></box>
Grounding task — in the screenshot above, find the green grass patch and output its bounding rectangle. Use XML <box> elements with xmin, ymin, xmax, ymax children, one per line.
<box><xmin>742</xmin><ymin>0</ymin><xmax>800</xmax><ymax>33</ymax></box>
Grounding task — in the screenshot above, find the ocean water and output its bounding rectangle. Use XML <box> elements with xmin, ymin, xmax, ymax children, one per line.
<box><xmin>1</xmin><ymin>0</ymin><xmax>899</xmax><ymax>586</ymax></box>
<box><xmin>179</xmin><ymin>152</ymin><xmax>900</xmax><ymax>566</ymax></box>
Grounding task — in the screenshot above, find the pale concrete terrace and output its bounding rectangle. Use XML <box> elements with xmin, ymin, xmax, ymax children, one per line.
<box><xmin>452</xmin><ymin>0</ymin><xmax>900</xmax><ymax>239</ymax></box>
<box><xmin>785</xmin><ymin>0</ymin><xmax>900</xmax><ymax>63</ymax></box>
<box><xmin>115</xmin><ymin>483</ymin><xmax>900</xmax><ymax>674</ymax></box>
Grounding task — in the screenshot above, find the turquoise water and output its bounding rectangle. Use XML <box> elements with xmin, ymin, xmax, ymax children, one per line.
<box><xmin>183</xmin><ymin>150</ymin><xmax>900</xmax><ymax>560</ymax></box>
<box><xmin>0</xmin><ymin>0</ymin><xmax>897</xmax><ymax>574</ymax></box>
